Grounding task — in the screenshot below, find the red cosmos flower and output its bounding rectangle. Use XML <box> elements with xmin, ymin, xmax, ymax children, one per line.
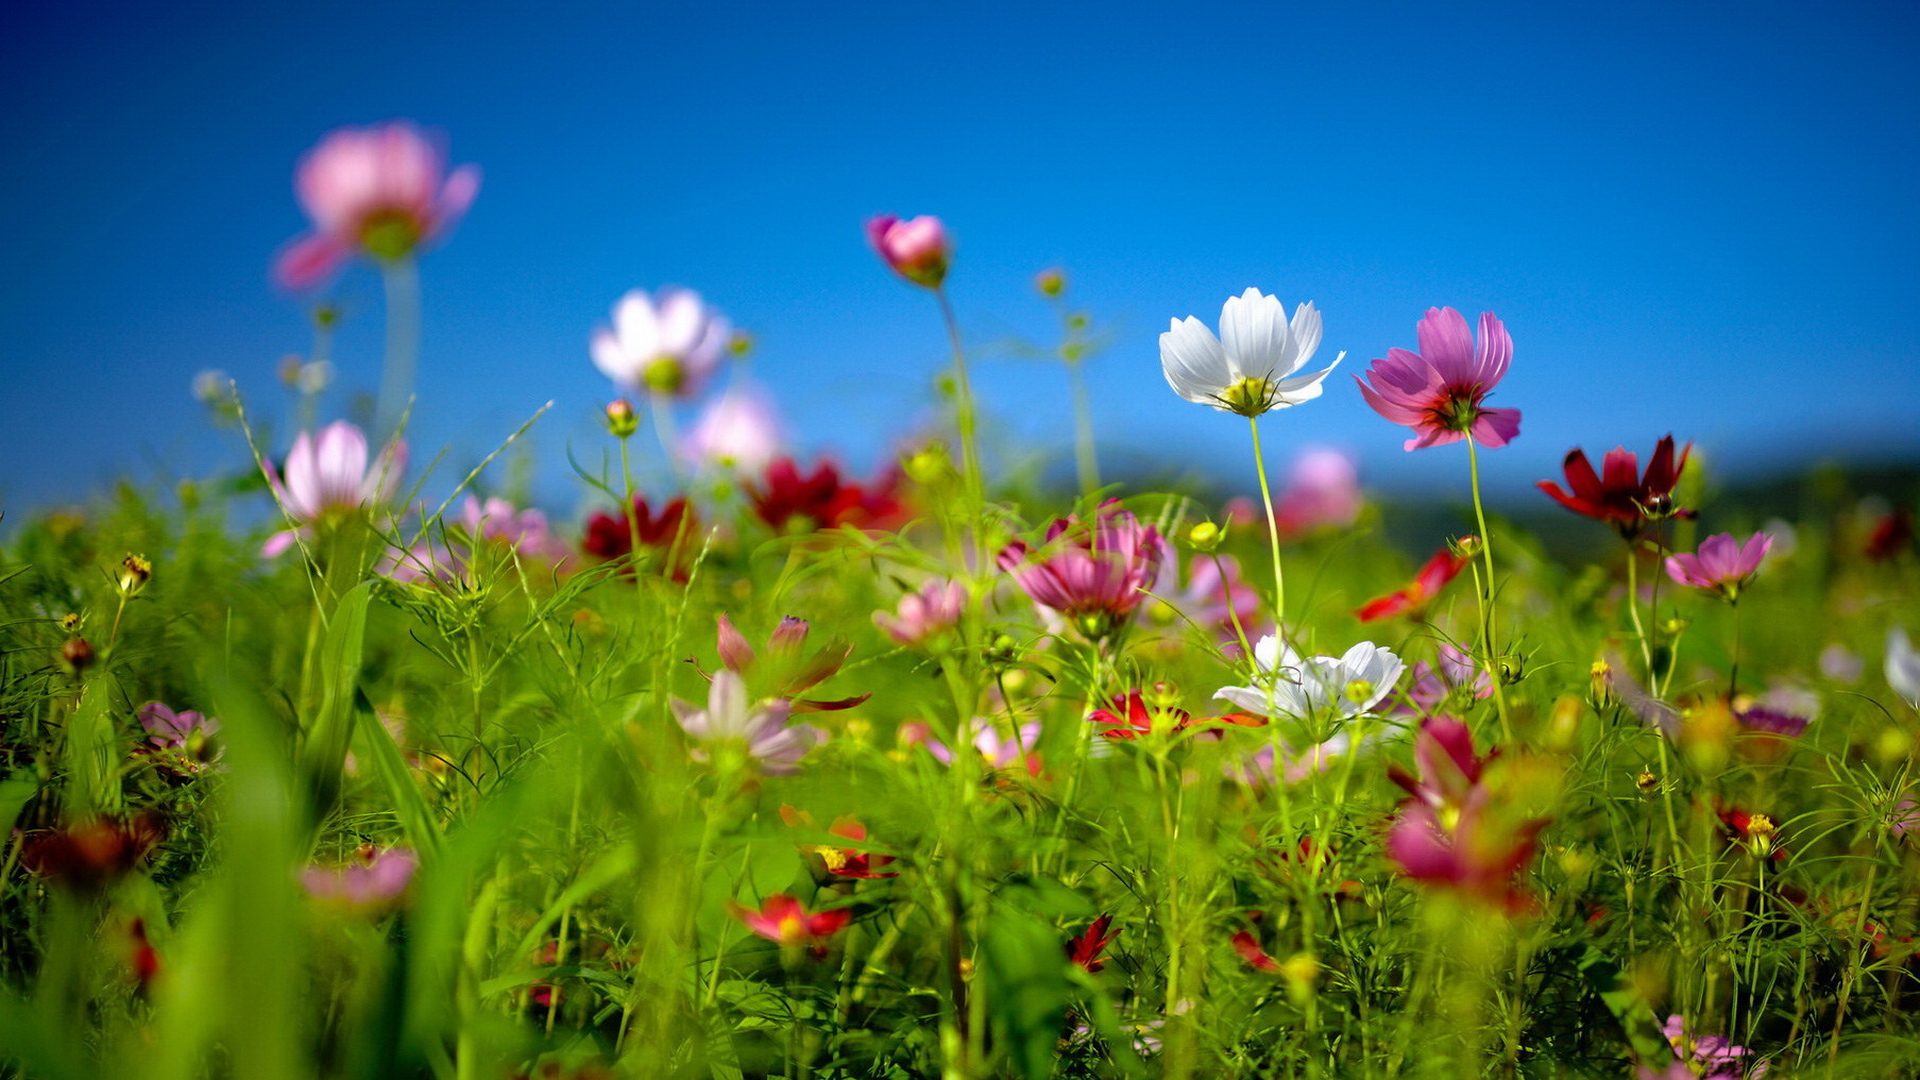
<box><xmin>21</xmin><ymin>814</ymin><xmax>166</xmax><ymax>893</ymax></box>
<box><xmin>1537</xmin><ymin>434</ymin><xmax>1692</xmax><ymax>538</ymax></box>
<box><xmin>1231</xmin><ymin>930</ymin><xmax>1283</xmax><ymax>974</ymax></box>
<box><xmin>1087</xmin><ymin>690</ymin><xmax>1263</xmax><ymax>741</ymax></box>
<box><xmin>582</xmin><ymin>495</ymin><xmax>695</xmax><ymax>565</ymax></box>
<box><xmin>779</xmin><ymin>806</ymin><xmax>899</xmax><ymax>879</ymax></box>
<box><xmin>1066</xmin><ymin>914</ymin><xmax>1120</xmax><ymax>973</ymax></box>
<box><xmin>1356</xmin><ymin>544</ymin><xmax>1471</xmax><ymax>622</ymax></box>
<box><xmin>1865</xmin><ymin>508</ymin><xmax>1914</xmax><ymax>562</ymax></box>
<box><xmin>747</xmin><ymin>457</ymin><xmax>906</xmax><ymax>533</ymax></box>
<box><xmin>1383</xmin><ymin>720</ymin><xmax>1542</xmax><ymax>910</ymax></box>
<box><xmin>730</xmin><ymin>894</ymin><xmax>852</xmax><ymax>959</ymax></box>
<box><xmin>1717</xmin><ymin>806</ymin><xmax>1786</xmax><ymax>861</ymax></box>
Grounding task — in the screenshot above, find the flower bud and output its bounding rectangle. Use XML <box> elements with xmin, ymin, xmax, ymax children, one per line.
<box><xmin>866</xmin><ymin>215</ymin><xmax>950</xmax><ymax>289</ymax></box>
<box><xmin>605</xmin><ymin>399</ymin><xmax>639</xmax><ymax>439</ymax></box>
<box><xmin>1034</xmin><ymin>267</ymin><xmax>1066</xmax><ymax>298</ymax></box>
<box><xmin>728</xmin><ymin>330</ymin><xmax>755</xmax><ymax>357</ymax></box>
<box><xmin>1495</xmin><ymin>653</ymin><xmax>1525</xmax><ymax>685</ymax></box>
<box><xmin>117</xmin><ymin>554</ymin><xmax>152</xmax><ymax>597</ymax></box>
<box><xmin>277</xmin><ymin>354</ymin><xmax>305</xmax><ymax>387</ymax></box>
<box><xmin>1146</xmin><ymin>681</ymin><xmax>1182</xmax><ymax>710</ymax></box>
<box><xmin>1449</xmin><ymin>534</ymin><xmax>1484</xmax><ymax>559</ymax></box>
<box><xmin>902</xmin><ymin>443</ymin><xmax>954</xmax><ymax>486</ymax></box>
<box><xmin>1588</xmin><ymin>659</ymin><xmax>1614</xmax><ymax>709</ymax></box>
<box><xmin>1636</xmin><ymin>770</ymin><xmax>1660</xmax><ymax>795</ymax></box>
<box><xmin>1742</xmin><ymin>814</ymin><xmax>1778</xmax><ymax>858</ymax></box>
<box><xmin>58</xmin><ymin>612</ymin><xmax>81</xmax><ymax>633</ymax></box>
<box><xmin>1186</xmin><ymin>521</ymin><xmax>1225</xmax><ymax>552</ymax></box>
<box><xmin>61</xmin><ymin>637</ymin><xmax>95</xmax><ymax>673</ymax></box>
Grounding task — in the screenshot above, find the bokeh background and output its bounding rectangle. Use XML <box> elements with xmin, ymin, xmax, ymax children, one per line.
<box><xmin>3</xmin><ymin>0</ymin><xmax>1917</xmax><ymax>517</ymax></box>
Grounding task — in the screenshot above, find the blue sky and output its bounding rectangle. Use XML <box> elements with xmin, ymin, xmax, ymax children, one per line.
<box><xmin>3</xmin><ymin>0</ymin><xmax>1916</xmax><ymax>518</ymax></box>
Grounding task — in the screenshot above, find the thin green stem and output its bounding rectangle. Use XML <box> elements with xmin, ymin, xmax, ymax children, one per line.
<box><xmin>1624</xmin><ymin>538</ymin><xmax>1655</xmax><ymax>681</ymax></box>
<box><xmin>649</xmin><ymin>393</ymin><xmax>684</xmax><ymax>483</ymax></box>
<box><xmin>375</xmin><ymin>256</ymin><xmax>420</xmax><ymax>442</ymax></box>
<box><xmin>1246</xmin><ymin>415</ymin><xmax>1286</xmax><ymax>635</ymax></box>
<box><xmin>934</xmin><ymin>288</ymin><xmax>984</xmax><ymax>529</ymax></box>
<box><xmin>1728</xmin><ymin>599</ymin><xmax>1743</xmax><ymax>700</ymax></box>
<box><xmin>1464</xmin><ymin>434</ymin><xmax>1512</xmax><ymax>736</ymax></box>
<box><xmin>1066</xmin><ymin>358</ymin><xmax>1099</xmax><ymax>498</ymax></box>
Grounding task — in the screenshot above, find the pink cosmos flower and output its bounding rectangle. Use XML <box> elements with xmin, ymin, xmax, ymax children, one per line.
<box><xmin>1273</xmin><ymin>447</ymin><xmax>1363</xmax><ymax>537</ymax></box>
<box><xmin>997</xmin><ymin>502</ymin><xmax>1168</xmax><ymax>638</ymax></box>
<box><xmin>591</xmin><ymin>288</ymin><xmax>732</xmax><ymax>399</ymax></box>
<box><xmin>1356</xmin><ymin>308</ymin><xmax>1521</xmax><ymax>451</ymax></box>
<box><xmin>681</xmin><ymin>380</ymin><xmax>784</xmax><ymax>472</ymax></box>
<box><xmin>874</xmin><ymin>579</ymin><xmax>967</xmax><ymax>646</ymax></box>
<box><xmin>1402</xmin><ymin>645</ymin><xmax>1493</xmax><ymax>714</ymax></box>
<box><xmin>865</xmin><ymin>215</ymin><xmax>950</xmax><ymax>289</ymax></box>
<box><xmin>274</xmin><ymin>121</ymin><xmax>480</xmax><ymax>289</ymax></box>
<box><xmin>1153</xmin><ymin>552</ymin><xmax>1262</xmax><ymax>643</ymax></box>
<box><xmin>1665</xmin><ymin>532</ymin><xmax>1773</xmax><ymax>600</ymax></box>
<box><xmin>262</xmin><ymin>421</ymin><xmax>407</xmax><ymax>557</ymax></box>
<box><xmin>1656</xmin><ymin>1015</ymin><xmax>1770</xmax><ymax>1079</ymax></box>
<box><xmin>137</xmin><ymin>702</ymin><xmax>218</xmax><ymax>751</ymax></box>
<box><xmin>384</xmin><ymin>496</ymin><xmax>571</xmax><ymax>583</ymax></box>
<box><xmin>901</xmin><ymin>718</ymin><xmax>1043</xmax><ymax>776</ymax></box>
<box><xmin>303</xmin><ymin>847</ymin><xmax>418</xmax><ymax>908</ymax></box>
<box><xmin>672</xmin><ymin>671</ymin><xmax>822</xmax><ymax>776</ymax></box>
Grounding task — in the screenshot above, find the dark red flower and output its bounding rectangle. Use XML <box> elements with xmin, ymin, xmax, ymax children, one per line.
<box><xmin>582</xmin><ymin>495</ymin><xmax>695</xmax><ymax>563</ymax></box>
<box><xmin>1865</xmin><ymin>508</ymin><xmax>1914</xmax><ymax>562</ymax></box>
<box><xmin>779</xmin><ymin>806</ymin><xmax>899</xmax><ymax>879</ymax></box>
<box><xmin>21</xmin><ymin>814</ymin><xmax>166</xmax><ymax>893</ymax></box>
<box><xmin>1231</xmin><ymin>930</ymin><xmax>1282</xmax><ymax>973</ymax></box>
<box><xmin>1356</xmin><ymin>545</ymin><xmax>1470</xmax><ymax>622</ymax></box>
<box><xmin>747</xmin><ymin>457</ymin><xmax>905</xmax><ymax>533</ymax></box>
<box><xmin>1537</xmin><ymin>434</ymin><xmax>1691</xmax><ymax>537</ymax></box>
<box><xmin>1066</xmin><ymin>914</ymin><xmax>1119</xmax><ymax>973</ymax></box>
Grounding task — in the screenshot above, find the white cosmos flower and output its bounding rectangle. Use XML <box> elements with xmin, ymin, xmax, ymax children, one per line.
<box><xmin>1215</xmin><ymin>635</ymin><xmax>1404</xmax><ymax>721</ymax></box>
<box><xmin>591</xmin><ymin>287</ymin><xmax>732</xmax><ymax>399</ymax></box>
<box><xmin>1160</xmin><ymin>288</ymin><xmax>1342</xmax><ymax>418</ymax></box>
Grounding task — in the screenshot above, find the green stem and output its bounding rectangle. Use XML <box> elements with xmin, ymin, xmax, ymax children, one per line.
<box><xmin>375</xmin><ymin>256</ymin><xmax>420</xmax><ymax>442</ymax></box>
<box><xmin>1464</xmin><ymin>434</ymin><xmax>1512</xmax><ymax>736</ymax></box>
<box><xmin>649</xmin><ymin>392</ymin><xmax>684</xmax><ymax>483</ymax></box>
<box><xmin>1066</xmin><ymin>358</ymin><xmax>1099</xmax><ymax>498</ymax></box>
<box><xmin>1624</xmin><ymin>538</ymin><xmax>1655</xmax><ymax>681</ymax></box>
<box><xmin>1247</xmin><ymin>415</ymin><xmax>1286</xmax><ymax>635</ymax></box>
<box><xmin>1728</xmin><ymin>598</ymin><xmax>1743</xmax><ymax>700</ymax></box>
<box><xmin>934</xmin><ymin>289</ymin><xmax>984</xmax><ymax>535</ymax></box>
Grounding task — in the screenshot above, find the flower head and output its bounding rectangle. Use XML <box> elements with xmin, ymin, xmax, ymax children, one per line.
<box><xmin>1356</xmin><ymin>307</ymin><xmax>1520</xmax><ymax>451</ymax></box>
<box><xmin>386</xmin><ymin>496</ymin><xmax>571</xmax><ymax>583</ymax></box>
<box><xmin>262</xmin><ymin>421</ymin><xmax>407</xmax><ymax>557</ymax></box>
<box><xmin>1665</xmin><ymin>533</ymin><xmax>1773</xmax><ymax>601</ymax></box>
<box><xmin>1356</xmin><ymin>544</ymin><xmax>1472</xmax><ymax>623</ymax></box>
<box><xmin>866</xmin><ymin>215</ymin><xmax>950</xmax><ymax>288</ymax></box>
<box><xmin>1403</xmin><ymin>645</ymin><xmax>1492</xmax><ymax>714</ymax></box>
<box><xmin>747</xmin><ymin>458</ymin><xmax>906</xmax><ymax>533</ymax></box>
<box><xmin>138</xmin><ymin>702</ymin><xmax>219</xmax><ymax>752</ymax></box>
<box><xmin>1066</xmin><ymin>915</ymin><xmax>1119</xmax><ymax>973</ymax></box>
<box><xmin>1160</xmin><ymin>288</ymin><xmax>1339</xmax><ymax>418</ymax></box>
<box><xmin>582</xmin><ymin>495</ymin><xmax>695</xmax><ymax>576</ymax></box>
<box><xmin>1214</xmin><ymin>637</ymin><xmax>1404</xmax><ymax>723</ymax></box>
<box><xmin>1272</xmin><ymin>447</ymin><xmax>1363</xmax><ymax>537</ymax></box>
<box><xmin>681</xmin><ymin>380</ymin><xmax>784</xmax><ymax>473</ymax></box>
<box><xmin>591</xmin><ymin>288</ymin><xmax>731</xmax><ymax>398</ymax></box>
<box><xmin>1537</xmin><ymin>435</ymin><xmax>1691</xmax><ymax>537</ymax></box>
<box><xmin>779</xmin><ymin>807</ymin><xmax>899</xmax><ymax>879</ymax></box>
<box><xmin>1658</xmin><ymin>1015</ymin><xmax>1770</xmax><ymax>1078</ymax></box>
<box><xmin>275</xmin><ymin>121</ymin><xmax>479</xmax><ymax>289</ymax></box>
<box><xmin>997</xmin><ymin>502</ymin><xmax>1168</xmax><ymax>638</ymax></box>
<box><xmin>731</xmin><ymin>894</ymin><xmax>851</xmax><ymax>958</ymax></box>
<box><xmin>874</xmin><ymin>579</ymin><xmax>967</xmax><ymax>647</ymax></box>
<box><xmin>303</xmin><ymin>847</ymin><xmax>418</xmax><ymax>909</ymax></box>
<box><xmin>901</xmin><ymin>718</ymin><xmax>1042</xmax><ymax>777</ymax></box>
<box><xmin>1887</xmin><ymin>628</ymin><xmax>1920</xmax><ymax>710</ymax></box>
<box><xmin>672</xmin><ymin>670</ymin><xmax>822</xmax><ymax>776</ymax></box>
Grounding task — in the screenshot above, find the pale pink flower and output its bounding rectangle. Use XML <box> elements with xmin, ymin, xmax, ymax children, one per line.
<box><xmin>1665</xmin><ymin>532</ymin><xmax>1773</xmax><ymax>600</ymax></box>
<box><xmin>997</xmin><ymin>502</ymin><xmax>1168</xmax><ymax>638</ymax></box>
<box><xmin>1356</xmin><ymin>307</ymin><xmax>1521</xmax><ymax>451</ymax></box>
<box><xmin>866</xmin><ymin>215</ymin><xmax>950</xmax><ymax>289</ymax></box>
<box><xmin>672</xmin><ymin>671</ymin><xmax>822</xmax><ymax>776</ymax></box>
<box><xmin>137</xmin><ymin>702</ymin><xmax>218</xmax><ymax>751</ymax></box>
<box><xmin>1888</xmin><ymin>628</ymin><xmax>1920</xmax><ymax>709</ymax></box>
<box><xmin>901</xmin><ymin>718</ymin><xmax>1042</xmax><ymax>776</ymax></box>
<box><xmin>384</xmin><ymin>496</ymin><xmax>571</xmax><ymax>582</ymax></box>
<box><xmin>303</xmin><ymin>847</ymin><xmax>418</xmax><ymax>908</ymax></box>
<box><xmin>681</xmin><ymin>381</ymin><xmax>784</xmax><ymax>472</ymax></box>
<box><xmin>262</xmin><ymin>421</ymin><xmax>407</xmax><ymax>557</ymax></box>
<box><xmin>274</xmin><ymin>121</ymin><xmax>480</xmax><ymax>289</ymax></box>
<box><xmin>874</xmin><ymin>579</ymin><xmax>967</xmax><ymax>646</ymax></box>
<box><xmin>591</xmin><ymin>288</ymin><xmax>731</xmax><ymax>398</ymax></box>
<box><xmin>1273</xmin><ymin>447</ymin><xmax>1362</xmax><ymax>537</ymax></box>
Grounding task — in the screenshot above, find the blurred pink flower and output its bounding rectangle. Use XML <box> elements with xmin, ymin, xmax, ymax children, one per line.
<box><xmin>729</xmin><ymin>894</ymin><xmax>850</xmax><ymax>959</ymax></box>
<box><xmin>137</xmin><ymin>702</ymin><xmax>218</xmax><ymax>751</ymax></box>
<box><xmin>303</xmin><ymin>847</ymin><xmax>418</xmax><ymax>908</ymax></box>
<box><xmin>672</xmin><ymin>670</ymin><xmax>822</xmax><ymax>776</ymax></box>
<box><xmin>1888</xmin><ymin>628</ymin><xmax>1920</xmax><ymax>709</ymax></box>
<box><xmin>1665</xmin><ymin>532</ymin><xmax>1773</xmax><ymax>600</ymax></box>
<box><xmin>874</xmin><ymin>579</ymin><xmax>966</xmax><ymax>647</ymax></box>
<box><xmin>384</xmin><ymin>496</ymin><xmax>571</xmax><ymax>582</ymax></box>
<box><xmin>681</xmin><ymin>381</ymin><xmax>784</xmax><ymax>472</ymax></box>
<box><xmin>1402</xmin><ymin>644</ymin><xmax>1492</xmax><ymax>713</ymax></box>
<box><xmin>997</xmin><ymin>502</ymin><xmax>1167</xmax><ymax>638</ymax></box>
<box><xmin>274</xmin><ymin>121</ymin><xmax>480</xmax><ymax>289</ymax></box>
<box><xmin>866</xmin><ymin>215</ymin><xmax>950</xmax><ymax>289</ymax></box>
<box><xmin>1154</xmin><ymin>552</ymin><xmax>1262</xmax><ymax>643</ymax></box>
<box><xmin>1658</xmin><ymin>1015</ymin><xmax>1769</xmax><ymax>1079</ymax></box>
<box><xmin>901</xmin><ymin>717</ymin><xmax>1042</xmax><ymax>776</ymax></box>
<box><xmin>591</xmin><ymin>288</ymin><xmax>731</xmax><ymax>398</ymax></box>
<box><xmin>262</xmin><ymin>421</ymin><xmax>407</xmax><ymax>557</ymax></box>
<box><xmin>1356</xmin><ymin>307</ymin><xmax>1521</xmax><ymax>451</ymax></box>
<box><xmin>1273</xmin><ymin>447</ymin><xmax>1362</xmax><ymax>537</ymax></box>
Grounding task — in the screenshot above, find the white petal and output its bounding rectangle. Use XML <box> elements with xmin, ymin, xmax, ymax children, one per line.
<box><xmin>1271</xmin><ymin>352</ymin><xmax>1342</xmax><ymax>407</ymax></box>
<box><xmin>1159</xmin><ymin>316</ymin><xmax>1231</xmax><ymax>405</ymax></box>
<box><xmin>655</xmin><ymin>288</ymin><xmax>708</xmax><ymax>356</ymax></box>
<box><xmin>1218</xmin><ymin>288</ymin><xmax>1288</xmax><ymax>379</ymax></box>
<box><xmin>591</xmin><ymin>328</ymin><xmax>637</xmax><ymax>385</ymax></box>
<box><xmin>1888</xmin><ymin>628</ymin><xmax>1920</xmax><ymax>709</ymax></box>
<box><xmin>612</xmin><ymin>290</ymin><xmax>660</xmax><ymax>355</ymax></box>
<box><xmin>1284</xmin><ymin>301</ymin><xmax>1323</xmax><ymax>377</ymax></box>
<box><xmin>1214</xmin><ymin>684</ymin><xmax>1276</xmax><ymax>717</ymax></box>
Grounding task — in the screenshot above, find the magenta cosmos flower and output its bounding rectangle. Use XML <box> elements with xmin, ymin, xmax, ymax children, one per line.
<box><xmin>303</xmin><ymin>847</ymin><xmax>418</xmax><ymax>909</ymax></box>
<box><xmin>866</xmin><ymin>215</ymin><xmax>950</xmax><ymax>289</ymax></box>
<box><xmin>1665</xmin><ymin>532</ymin><xmax>1773</xmax><ymax>600</ymax></box>
<box><xmin>274</xmin><ymin>121</ymin><xmax>480</xmax><ymax>289</ymax></box>
<box><xmin>997</xmin><ymin>502</ymin><xmax>1168</xmax><ymax>638</ymax></box>
<box><xmin>262</xmin><ymin>421</ymin><xmax>407</xmax><ymax>557</ymax></box>
<box><xmin>1356</xmin><ymin>307</ymin><xmax>1520</xmax><ymax>451</ymax></box>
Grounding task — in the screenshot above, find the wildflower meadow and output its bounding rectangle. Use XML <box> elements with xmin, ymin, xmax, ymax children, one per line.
<box><xmin>4</xmin><ymin>119</ymin><xmax>1920</xmax><ymax>1080</ymax></box>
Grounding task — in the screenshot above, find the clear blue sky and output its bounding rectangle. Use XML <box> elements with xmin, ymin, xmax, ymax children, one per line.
<box><xmin>3</xmin><ymin>0</ymin><xmax>1916</xmax><ymax>518</ymax></box>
